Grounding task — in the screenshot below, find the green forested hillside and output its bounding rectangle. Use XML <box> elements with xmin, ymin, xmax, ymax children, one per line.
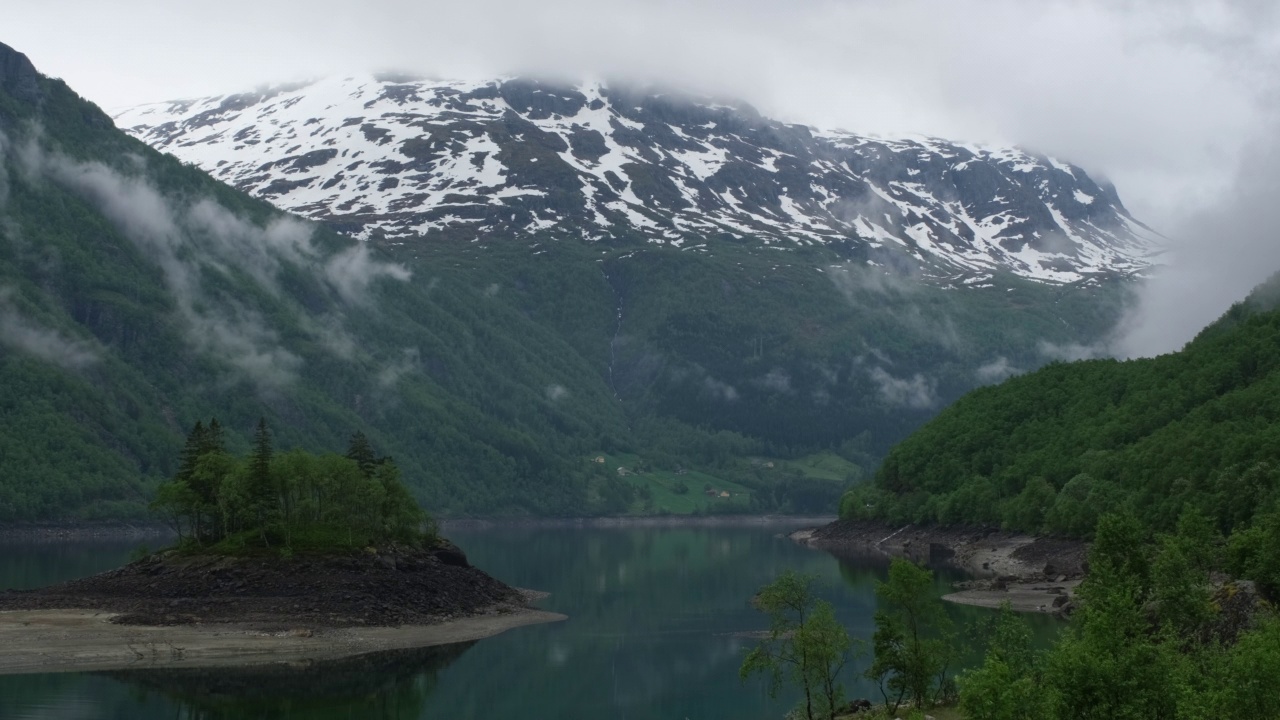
<box><xmin>0</xmin><ymin>42</ymin><xmax>1132</xmax><ymax>521</ymax></box>
<box><xmin>844</xmin><ymin>274</ymin><xmax>1280</xmax><ymax>536</ymax></box>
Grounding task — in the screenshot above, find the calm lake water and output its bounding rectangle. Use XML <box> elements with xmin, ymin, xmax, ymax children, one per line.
<box><xmin>0</xmin><ymin>522</ymin><xmax>1063</xmax><ymax>720</ymax></box>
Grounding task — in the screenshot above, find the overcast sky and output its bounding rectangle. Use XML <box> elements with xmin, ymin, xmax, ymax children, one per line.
<box><xmin>7</xmin><ymin>0</ymin><xmax>1280</xmax><ymax>355</ymax></box>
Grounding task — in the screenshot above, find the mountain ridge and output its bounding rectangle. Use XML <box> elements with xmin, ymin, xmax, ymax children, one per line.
<box><xmin>115</xmin><ymin>75</ymin><xmax>1159</xmax><ymax>285</ymax></box>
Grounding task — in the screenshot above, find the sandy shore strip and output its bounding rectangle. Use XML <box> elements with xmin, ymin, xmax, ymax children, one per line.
<box><xmin>0</xmin><ymin>606</ymin><xmax>565</xmax><ymax>675</ymax></box>
<box><xmin>943</xmin><ymin>579</ymin><xmax>1081</xmax><ymax>612</ymax></box>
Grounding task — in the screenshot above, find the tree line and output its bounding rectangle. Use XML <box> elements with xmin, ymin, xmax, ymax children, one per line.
<box><xmin>151</xmin><ymin>418</ymin><xmax>432</xmax><ymax>552</ymax></box>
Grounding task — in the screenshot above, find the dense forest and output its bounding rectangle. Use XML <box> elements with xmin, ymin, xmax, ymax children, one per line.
<box><xmin>0</xmin><ymin>41</ymin><xmax>1132</xmax><ymax>522</ymax></box>
<box><xmin>842</xmin><ymin>272</ymin><xmax>1280</xmax><ymax>538</ymax></box>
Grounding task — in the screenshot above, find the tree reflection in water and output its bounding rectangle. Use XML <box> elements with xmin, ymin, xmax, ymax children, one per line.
<box><xmin>100</xmin><ymin>641</ymin><xmax>475</xmax><ymax>720</ymax></box>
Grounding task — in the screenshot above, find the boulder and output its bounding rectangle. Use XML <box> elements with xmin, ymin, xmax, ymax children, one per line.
<box><xmin>432</xmin><ymin>541</ymin><xmax>470</xmax><ymax>568</ymax></box>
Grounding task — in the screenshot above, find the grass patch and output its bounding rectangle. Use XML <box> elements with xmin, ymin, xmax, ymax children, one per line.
<box><xmin>776</xmin><ymin>451</ymin><xmax>863</xmax><ymax>483</ymax></box>
<box><xmin>586</xmin><ymin>452</ymin><xmax>754</xmax><ymax>514</ymax></box>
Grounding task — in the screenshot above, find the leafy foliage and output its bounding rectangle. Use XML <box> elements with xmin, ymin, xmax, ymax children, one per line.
<box><xmin>958</xmin><ymin>604</ymin><xmax>1050</xmax><ymax>720</ymax></box>
<box><xmin>962</xmin><ymin>510</ymin><xmax>1280</xmax><ymax>719</ymax></box>
<box><xmin>866</xmin><ymin>558</ymin><xmax>955</xmax><ymax>713</ymax></box>
<box><xmin>740</xmin><ymin>571</ymin><xmax>857</xmax><ymax>720</ymax></box>
<box><xmin>851</xmin><ymin>272</ymin><xmax>1280</xmax><ymax>537</ymax></box>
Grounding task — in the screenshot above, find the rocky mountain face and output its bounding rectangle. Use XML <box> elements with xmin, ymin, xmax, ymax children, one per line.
<box><xmin>116</xmin><ymin>76</ymin><xmax>1157</xmax><ymax>284</ymax></box>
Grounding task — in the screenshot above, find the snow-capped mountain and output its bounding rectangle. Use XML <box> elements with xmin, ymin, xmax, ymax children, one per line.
<box><xmin>115</xmin><ymin>76</ymin><xmax>1158</xmax><ymax>284</ymax></box>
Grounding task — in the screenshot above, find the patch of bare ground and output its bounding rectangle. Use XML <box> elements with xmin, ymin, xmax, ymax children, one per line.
<box><xmin>0</xmin><ymin>607</ymin><xmax>565</xmax><ymax>675</ymax></box>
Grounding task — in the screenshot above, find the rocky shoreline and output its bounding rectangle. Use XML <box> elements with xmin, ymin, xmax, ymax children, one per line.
<box><xmin>0</xmin><ymin>540</ymin><xmax>563</xmax><ymax>674</ymax></box>
<box><xmin>792</xmin><ymin>519</ymin><xmax>1089</xmax><ymax>614</ymax></box>
<box><xmin>0</xmin><ymin>542</ymin><xmax>522</xmax><ymax>628</ymax></box>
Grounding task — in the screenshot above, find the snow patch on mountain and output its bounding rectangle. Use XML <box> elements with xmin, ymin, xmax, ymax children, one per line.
<box><xmin>115</xmin><ymin>76</ymin><xmax>1160</xmax><ymax>284</ymax></box>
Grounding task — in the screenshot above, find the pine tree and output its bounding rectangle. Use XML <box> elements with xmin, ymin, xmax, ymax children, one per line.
<box><xmin>346</xmin><ymin>431</ymin><xmax>378</xmax><ymax>477</ymax></box>
<box><xmin>176</xmin><ymin>421</ymin><xmax>206</xmax><ymax>485</ymax></box>
<box><xmin>202</xmin><ymin>417</ymin><xmax>226</xmax><ymax>456</ymax></box>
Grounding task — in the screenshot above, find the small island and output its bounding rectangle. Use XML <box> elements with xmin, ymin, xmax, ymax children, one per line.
<box><xmin>0</xmin><ymin>419</ymin><xmax>563</xmax><ymax>674</ymax></box>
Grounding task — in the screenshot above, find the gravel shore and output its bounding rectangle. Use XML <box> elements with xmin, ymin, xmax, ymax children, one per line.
<box><xmin>792</xmin><ymin>519</ymin><xmax>1088</xmax><ymax>614</ymax></box>
<box><xmin>0</xmin><ymin>606</ymin><xmax>565</xmax><ymax>675</ymax></box>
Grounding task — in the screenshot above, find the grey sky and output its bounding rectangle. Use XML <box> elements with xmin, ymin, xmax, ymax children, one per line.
<box><xmin>7</xmin><ymin>0</ymin><xmax>1280</xmax><ymax>355</ymax></box>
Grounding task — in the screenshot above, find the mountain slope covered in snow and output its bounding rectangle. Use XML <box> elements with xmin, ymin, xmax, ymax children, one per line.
<box><xmin>117</xmin><ymin>76</ymin><xmax>1158</xmax><ymax>284</ymax></box>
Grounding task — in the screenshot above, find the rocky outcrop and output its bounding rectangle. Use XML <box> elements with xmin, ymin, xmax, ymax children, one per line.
<box><xmin>0</xmin><ymin>41</ymin><xmax>43</xmax><ymax>105</ymax></box>
<box><xmin>0</xmin><ymin>543</ymin><xmax>525</xmax><ymax>628</ymax></box>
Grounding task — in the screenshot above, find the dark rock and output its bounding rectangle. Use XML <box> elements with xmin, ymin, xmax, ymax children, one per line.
<box><xmin>432</xmin><ymin>541</ymin><xmax>470</xmax><ymax>568</ymax></box>
<box><xmin>841</xmin><ymin>698</ymin><xmax>873</xmax><ymax>714</ymax></box>
<box><xmin>0</xmin><ymin>42</ymin><xmax>43</xmax><ymax>105</ymax></box>
<box><xmin>1052</xmin><ymin>594</ymin><xmax>1068</xmax><ymax>608</ymax></box>
<box><xmin>0</xmin><ymin>541</ymin><xmax>518</xmax><ymax>628</ymax></box>
<box><xmin>927</xmin><ymin>542</ymin><xmax>955</xmax><ymax>564</ymax></box>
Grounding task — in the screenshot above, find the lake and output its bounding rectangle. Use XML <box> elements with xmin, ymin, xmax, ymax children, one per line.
<box><xmin>0</xmin><ymin>521</ymin><xmax>1063</xmax><ymax>719</ymax></box>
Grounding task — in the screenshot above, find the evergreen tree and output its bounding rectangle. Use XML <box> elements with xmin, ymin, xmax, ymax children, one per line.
<box><xmin>346</xmin><ymin>431</ymin><xmax>378</xmax><ymax>477</ymax></box>
<box><xmin>202</xmin><ymin>417</ymin><xmax>226</xmax><ymax>456</ymax></box>
<box><xmin>175</xmin><ymin>421</ymin><xmax>207</xmax><ymax>485</ymax></box>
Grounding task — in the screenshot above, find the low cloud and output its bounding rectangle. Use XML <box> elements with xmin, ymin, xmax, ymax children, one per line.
<box><xmin>703</xmin><ymin>376</ymin><xmax>739</xmax><ymax>401</ymax></box>
<box><xmin>1112</xmin><ymin>138</ymin><xmax>1280</xmax><ymax>358</ymax></box>
<box><xmin>302</xmin><ymin>314</ymin><xmax>358</xmax><ymax>360</ymax></box>
<box><xmin>377</xmin><ymin>348</ymin><xmax>420</xmax><ymax>387</ymax></box>
<box><xmin>191</xmin><ymin>307</ymin><xmax>302</xmax><ymax>389</ymax></box>
<box><xmin>976</xmin><ymin>356</ymin><xmax>1021</xmax><ymax>383</ymax></box>
<box><xmin>828</xmin><ymin>261</ymin><xmax>921</xmax><ymax>300</ymax></box>
<box><xmin>325</xmin><ymin>244</ymin><xmax>412</xmax><ymax>304</ymax></box>
<box><xmin>868</xmin><ymin>366</ymin><xmax>936</xmax><ymax>409</ymax></box>
<box><xmin>11</xmin><ymin>131</ymin><xmax>394</xmax><ymax>390</ymax></box>
<box><xmin>185</xmin><ymin>199</ymin><xmax>318</xmax><ymax>293</ymax></box>
<box><xmin>545</xmin><ymin>384</ymin><xmax>569</xmax><ymax>401</ymax></box>
<box><xmin>1038</xmin><ymin>340</ymin><xmax>1106</xmax><ymax>363</ymax></box>
<box><xmin>754</xmin><ymin>367</ymin><xmax>792</xmax><ymax>394</ymax></box>
<box><xmin>0</xmin><ymin>289</ymin><xmax>98</xmax><ymax>369</ymax></box>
